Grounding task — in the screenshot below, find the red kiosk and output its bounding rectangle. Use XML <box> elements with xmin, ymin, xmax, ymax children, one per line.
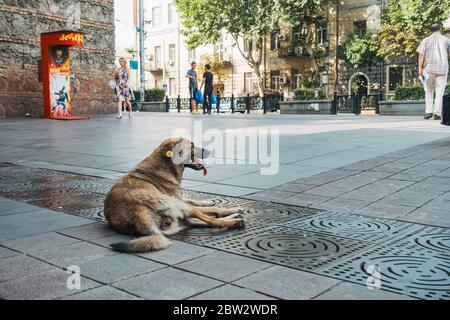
<box><xmin>40</xmin><ymin>31</ymin><xmax>88</xmax><ymax>120</ymax></box>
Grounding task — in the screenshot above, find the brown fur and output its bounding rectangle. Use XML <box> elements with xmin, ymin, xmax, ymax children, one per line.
<box><xmin>104</xmin><ymin>138</ymin><xmax>244</xmax><ymax>253</ymax></box>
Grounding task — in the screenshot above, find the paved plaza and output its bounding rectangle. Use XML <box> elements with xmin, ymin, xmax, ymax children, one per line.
<box><xmin>0</xmin><ymin>112</ymin><xmax>449</xmax><ymax>300</ymax></box>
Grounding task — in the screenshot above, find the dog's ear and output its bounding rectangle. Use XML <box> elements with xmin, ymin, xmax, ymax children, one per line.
<box><xmin>160</xmin><ymin>144</ymin><xmax>174</xmax><ymax>159</ymax></box>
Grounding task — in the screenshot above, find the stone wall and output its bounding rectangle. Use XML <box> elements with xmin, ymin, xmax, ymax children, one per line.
<box><xmin>0</xmin><ymin>0</ymin><xmax>116</xmax><ymax>118</ymax></box>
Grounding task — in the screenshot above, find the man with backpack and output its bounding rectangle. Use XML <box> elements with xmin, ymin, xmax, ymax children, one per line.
<box><xmin>200</xmin><ymin>64</ymin><xmax>214</xmax><ymax>115</ymax></box>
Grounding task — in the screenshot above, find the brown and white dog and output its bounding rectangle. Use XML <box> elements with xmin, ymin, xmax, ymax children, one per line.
<box><xmin>104</xmin><ymin>138</ymin><xmax>244</xmax><ymax>253</ymax></box>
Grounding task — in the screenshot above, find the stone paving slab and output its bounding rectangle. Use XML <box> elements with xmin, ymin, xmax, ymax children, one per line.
<box><xmin>314</xmin><ymin>282</ymin><xmax>414</xmax><ymax>300</ymax></box>
<box><xmin>233</xmin><ymin>266</ymin><xmax>340</xmax><ymax>300</ymax></box>
<box><xmin>0</xmin><ymin>197</ymin><xmax>41</xmax><ymax>216</ymax></box>
<box><xmin>0</xmin><ymin>208</ymin><xmax>94</xmax><ymax>241</ymax></box>
<box><xmin>0</xmin><ymin>247</ymin><xmax>19</xmax><ymax>259</ymax></box>
<box><xmin>27</xmin><ymin>241</ymin><xmax>116</xmax><ymax>269</ymax></box>
<box><xmin>76</xmin><ymin>254</ymin><xmax>165</xmax><ymax>284</ymax></box>
<box><xmin>61</xmin><ymin>285</ymin><xmax>142</xmax><ymax>300</ymax></box>
<box><xmin>0</xmin><ymin>232</ymin><xmax>81</xmax><ymax>254</ymax></box>
<box><xmin>113</xmin><ymin>267</ymin><xmax>223</xmax><ymax>300</ymax></box>
<box><xmin>0</xmin><ymin>268</ymin><xmax>101</xmax><ymax>300</ymax></box>
<box><xmin>137</xmin><ymin>240</ymin><xmax>216</xmax><ymax>265</ymax></box>
<box><xmin>176</xmin><ymin>251</ymin><xmax>272</xmax><ymax>283</ymax></box>
<box><xmin>57</xmin><ymin>222</ymin><xmax>117</xmax><ymax>241</ymax></box>
<box><xmin>0</xmin><ymin>255</ymin><xmax>55</xmax><ymax>283</ymax></box>
<box><xmin>189</xmin><ymin>284</ymin><xmax>274</xmax><ymax>300</ymax></box>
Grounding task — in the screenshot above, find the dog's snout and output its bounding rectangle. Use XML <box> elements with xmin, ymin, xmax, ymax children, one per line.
<box><xmin>201</xmin><ymin>148</ymin><xmax>210</xmax><ymax>159</ymax></box>
<box><xmin>193</xmin><ymin>147</ymin><xmax>210</xmax><ymax>159</ymax></box>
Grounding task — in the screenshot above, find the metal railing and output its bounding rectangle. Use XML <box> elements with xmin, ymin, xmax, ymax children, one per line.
<box><xmin>164</xmin><ymin>94</ymin><xmax>283</xmax><ymax>114</ymax></box>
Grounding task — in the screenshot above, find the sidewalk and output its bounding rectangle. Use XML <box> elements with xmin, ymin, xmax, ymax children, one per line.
<box><xmin>0</xmin><ymin>113</ymin><xmax>449</xmax><ymax>300</ymax></box>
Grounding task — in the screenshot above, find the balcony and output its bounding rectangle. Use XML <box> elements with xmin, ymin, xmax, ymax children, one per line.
<box><xmin>278</xmin><ymin>45</ymin><xmax>306</xmax><ymax>58</ymax></box>
<box><xmin>148</xmin><ymin>63</ymin><xmax>163</xmax><ymax>73</ymax></box>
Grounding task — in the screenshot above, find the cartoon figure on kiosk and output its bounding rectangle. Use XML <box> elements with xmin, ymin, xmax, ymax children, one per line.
<box><xmin>51</xmin><ymin>86</ymin><xmax>69</xmax><ymax>117</ymax></box>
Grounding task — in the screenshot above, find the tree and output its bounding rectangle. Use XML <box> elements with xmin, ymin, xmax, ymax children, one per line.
<box><xmin>175</xmin><ymin>0</ymin><xmax>334</xmax><ymax>96</ymax></box>
<box><xmin>379</xmin><ymin>0</ymin><xmax>450</xmax><ymax>61</ymax></box>
<box><xmin>343</xmin><ymin>33</ymin><xmax>381</xmax><ymax>69</ymax></box>
<box><xmin>198</xmin><ymin>52</ymin><xmax>230</xmax><ymax>94</ymax></box>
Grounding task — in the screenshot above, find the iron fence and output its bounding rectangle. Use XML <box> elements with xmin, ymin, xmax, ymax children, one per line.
<box><xmin>165</xmin><ymin>94</ymin><xmax>282</xmax><ymax>114</ymax></box>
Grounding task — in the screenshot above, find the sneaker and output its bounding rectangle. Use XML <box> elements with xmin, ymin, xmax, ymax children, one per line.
<box><xmin>434</xmin><ymin>114</ymin><xmax>441</xmax><ymax>120</ymax></box>
<box><xmin>424</xmin><ymin>113</ymin><xmax>433</xmax><ymax>119</ymax></box>
<box><xmin>116</xmin><ymin>114</ymin><xmax>123</xmax><ymax>119</ymax></box>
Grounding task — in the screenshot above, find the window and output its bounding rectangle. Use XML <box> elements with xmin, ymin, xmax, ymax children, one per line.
<box><xmin>270</xmin><ymin>30</ymin><xmax>280</xmax><ymax>50</ymax></box>
<box><xmin>169</xmin><ymin>78</ymin><xmax>176</xmax><ymax>96</ymax></box>
<box><xmin>168</xmin><ymin>44</ymin><xmax>176</xmax><ymax>63</ymax></box>
<box><xmin>244</xmin><ymin>37</ymin><xmax>253</xmax><ymax>53</ymax></box>
<box><xmin>292</xmin><ymin>69</ymin><xmax>301</xmax><ymax>89</ymax></box>
<box><xmin>388</xmin><ymin>66</ymin><xmax>404</xmax><ymax>92</ymax></box>
<box><xmin>154</xmin><ymin>46</ymin><xmax>162</xmax><ymax>68</ymax></box>
<box><xmin>316</xmin><ymin>22</ymin><xmax>328</xmax><ymax>44</ymax></box>
<box><xmin>214</xmin><ymin>37</ymin><xmax>224</xmax><ymax>61</ymax></box>
<box><xmin>293</xmin><ymin>27</ymin><xmax>303</xmax><ymax>45</ymax></box>
<box><xmin>152</xmin><ymin>6</ymin><xmax>162</xmax><ymax>28</ymax></box>
<box><xmin>270</xmin><ymin>70</ymin><xmax>281</xmax><ymax>90</ymax></box>
<box><xmin>244</xmin><ymin>72</ymin><xmax>253</xmax><ymax>92</ymax></box>
<box><xmin>354</xmin><ymin>21</ymin><xmax>367</xmax><ymax>36</ymax></box>
<box><xmin>168</xmin><ymin>3</ymin><xmax>175</xmax><ymax>24</ymax></box>
<box><xmin>188</xmin><ymin>48</ymin><xmax>196</xmax><ymax>62</ymax></box>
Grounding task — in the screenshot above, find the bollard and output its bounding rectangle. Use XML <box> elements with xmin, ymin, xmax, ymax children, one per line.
<box><xmin>246</xmin><ymin>94</ymin><xmax>250</xmax><ymax>114</ymax></box>
<box><xmin>165</xmin><ymin>95</ymin><xmax>170</xmax><ymax>112</ymax></box>
<box><xmin>231</xmin><ymin>94</ymin><xmax>235</xmax><ymax>113</ymax></box>
<box><xmin>177</xmin><ymin>95</ymin><xmax>181</xmax><ymax>113</ymax></box>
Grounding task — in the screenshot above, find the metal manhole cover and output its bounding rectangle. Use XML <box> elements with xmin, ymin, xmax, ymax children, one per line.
<box><xmin>171</xmin><ymin>200</ymin><xmax>320</xmax><ymax>246</ymax></box>
<box><xmin>2</xmin><ymin>187</ymin><xmax>93</xmax><ymax>201</ymax></box>
<box><xmin>29</xmin><ymin>194</ymin><xmax>105</xmax><ymax>214</ymax></box>
<box><xmin>211</xmin><ymin>225</ymin><xmax>374</xmax><ymax>271</ymax></box>
<box><xmin>318</xmin><ymin>242</ymin><xmax>450</xmax><ymax>300</ymax></box>
<box><xmin>280</xmin><ymin>212</ymin><xmax>419</xmax><ymax>243</ymax></box>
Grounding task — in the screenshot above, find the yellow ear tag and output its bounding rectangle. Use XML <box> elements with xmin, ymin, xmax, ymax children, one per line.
<box><xmin>165</xmin><ymin>150</ymin><xmax>173</xmax><ymax>158</ymax></box>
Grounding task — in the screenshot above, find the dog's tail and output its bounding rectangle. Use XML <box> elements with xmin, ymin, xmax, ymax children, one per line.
<box><xmin>111</xmin><ymin>234</ymin><xmax>171</xmax><ymax>253</ymax></box>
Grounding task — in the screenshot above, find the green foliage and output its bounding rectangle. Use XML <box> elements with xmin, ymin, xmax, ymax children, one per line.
<box><xmin>174</xmin><ymin>0</ymin><xmax>335</xmax><ymax>95</ymax></box>
<box><xmin>133</xmin><ymin>89</ymin><xmax>166</xmax><ymax>102</ymax></box>
<box><xmin>394</xmin><ymin>85</ymin><xmax>425</xmax><ymax>101</ymax></box>
<box><xmin>294</xmin><ymin>88</ymin><xmax>327</xmax><ymax>100</ymax></box>
<box><xmin>394</xmin><ymin>83</ymin><xmax>450</xmax><ymax>100</ymax></box>
<box><xmin>343</xmin><ymin>33</ymin><xmax>382</xmax><ymax>69</ymax></box>
<box><xmin>379</xmin><ymin>0</ymin><xmax>450</xmax><ymax>60</ymax></box>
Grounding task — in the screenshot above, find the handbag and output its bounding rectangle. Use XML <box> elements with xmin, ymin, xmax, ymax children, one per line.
<box><xmin>211</xmin><ymin>94</ymin><xmax>217</xmax><ymax>105</ymax></box>
<box><xmin>195</xmin><ymin>91</ymin><xmax>204</xmax><ymax>104</ymax></box>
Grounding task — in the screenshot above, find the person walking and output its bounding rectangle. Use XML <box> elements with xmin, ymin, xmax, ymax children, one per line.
<box><xmin>115</xmin><ymin>57</ymin><xmax>133</xmax><ymax>119</ymax></box>
<box><xmin>200</xmin><ymin>64</ymin><xmax>214</xmax><ymax>114</ymax></box>
<box><xmin>186</xmin><ymin>61</ymin><xmax>199</xmax><ymax>113</ymax></box>
<box><xmin>417</xmin><ymin>23</ymin><xmax>450</xmax><ymax>120</ymax></box>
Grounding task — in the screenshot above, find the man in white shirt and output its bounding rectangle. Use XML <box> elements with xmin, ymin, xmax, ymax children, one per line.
<box><xmin>417</xmin><ymin>23</ymin><xmax>450</xmax><ymax>120</ymax></box>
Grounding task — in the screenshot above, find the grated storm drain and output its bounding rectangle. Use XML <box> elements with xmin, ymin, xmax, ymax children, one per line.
<box><xmin>319</xmin><ymin>226</ymin><xmax>450</xmax><ymax>300</ymax></box>
<box><xmin>1</xmin><ymin>163</ymin><xmax>449</xmax><ymax>299</ymax></box>
<box><xmin>279</xmin><ymin>212</ymin><xmax>420</xmax><ymax>243</ymax></box>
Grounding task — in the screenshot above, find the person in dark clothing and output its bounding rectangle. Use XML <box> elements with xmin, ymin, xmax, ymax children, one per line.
<box><xmin>200</xmin><ymin>64</ymin><xmax>214</xmax><ymax>114</ymax></box>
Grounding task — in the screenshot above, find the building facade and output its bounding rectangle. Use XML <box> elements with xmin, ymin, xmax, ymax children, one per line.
<box><xmin>0</xmin><ymin>0</ymin><xmax>116</xmax><ymax>118</ymax></box>
<box><xmin>144</xmin><ymin>0</ymin><xmax>447</xmax><ymax>100</ymax></box>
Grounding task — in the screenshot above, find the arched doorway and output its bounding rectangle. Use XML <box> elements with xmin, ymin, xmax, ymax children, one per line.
<box><xmin>349</xmin><ymin>73</ymin><xmax>369</xmax><ymax>95</ymax></box>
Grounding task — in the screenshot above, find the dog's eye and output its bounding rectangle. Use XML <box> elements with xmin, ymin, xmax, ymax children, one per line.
<box><xmin>161</xmin><ymin>216</ymin><xmax>172</xmax><ymax>229</ymax></box>
<box><xmin>179</xmin><ymin>150</ymin><xmax>184</xmax><ymax>157</ymax></box>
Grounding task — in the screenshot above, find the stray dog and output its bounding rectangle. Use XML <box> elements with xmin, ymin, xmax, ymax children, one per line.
<box><xmin>104</xmin><ymin>138</ymin><xmax>244</xmax><ymax>253</ymax></box>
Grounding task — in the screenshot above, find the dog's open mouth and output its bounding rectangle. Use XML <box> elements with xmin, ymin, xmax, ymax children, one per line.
<box><xmin>185</xmin><ymin>157</ymin><xmax>208</xmax><ymax>176</ymax></box>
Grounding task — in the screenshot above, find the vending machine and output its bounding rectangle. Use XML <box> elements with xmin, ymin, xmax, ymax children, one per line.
<box><xmin>39</xmin><ymin>31</ymin><xmax>88</xmax><ymax>120</ymax></box>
